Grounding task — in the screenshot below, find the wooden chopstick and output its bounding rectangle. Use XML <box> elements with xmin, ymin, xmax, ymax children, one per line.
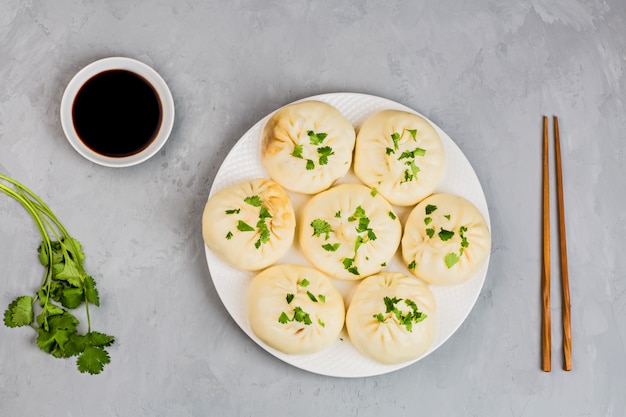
<box><xmin>542</xmin><ymin>116</ymin><xmax>552</xmax><ymax>372</ymax></box>
<box><xmin>554</xmin><ymin>116</ymin><xmax>573</xmax><ymax>371</ymax></box>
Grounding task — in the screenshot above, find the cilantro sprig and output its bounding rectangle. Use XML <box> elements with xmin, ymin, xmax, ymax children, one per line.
<box><xmin>0</xmin><ymin>174</ymin><xmax>114</xmax><ymax>374</ymax></box>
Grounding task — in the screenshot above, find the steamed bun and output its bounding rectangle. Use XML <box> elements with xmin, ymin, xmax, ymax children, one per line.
<box><xmin>346</xmin><ymin>272</ymin><xmax>436</xmax><ymax>364</ymax></box>
<box><xmin>247</xmin><ymin>264</ymin><xmax>345</xmax><ymax>354</ymax></box>
<box><xmin>353</xmin><ymin>110</ymin><xmax>445</xmax><ymax>206</ymax></box>
<box><xmin>299</xmin><ymin>183</ymin><xmax>402</xmax><ymax>281</ymax></box>
<box><xmin>401</xmin><ymin>193</ymin><xmax>491</xmax><ymax>285</ymax></box>
<box><xmin>261</xmin><ymin>101</ymin><xmax>356</xmax><ymax>194</ymax></box>
<box><xmin>202</xmin><ymin>178</ymin><xmax>296</xmax><ymax>271</ymax></box>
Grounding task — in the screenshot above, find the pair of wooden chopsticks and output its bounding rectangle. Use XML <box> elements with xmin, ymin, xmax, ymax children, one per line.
<box><xmin>542</xmin><ymin>116</ymin><xmax>572</xmax><ymax>372</ymax></box>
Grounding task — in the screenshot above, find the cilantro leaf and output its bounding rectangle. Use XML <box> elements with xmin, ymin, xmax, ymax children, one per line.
<box><xmin>76</xmin><ymin>346</ymin><xmax>111</xmax><ymax>375</ymax></box>
<box><xmin>322</xmin><ymin>242</ymin><xmax>340</xmax><ymax>252</ymax></box>
<box><xmin>60</xmin><ymin>286</ymin><xmax>84</xmax><ymax>309</ymax></box>
<box><xmin>244</xmin><ymin>195</ymin><xmax>262</xmax><ymax>207</ymax></box>
<box><xmin>299</xmin><ymin>279</ymin><xmax>310</xmax><ymax>287</ymax></box>
<box><xmin>306</xmin><ymin>291</ymin><xmax>318</xmax><ymax>302</ymax></box>
<box><xmin>36</xmin><ymin>312</ymin><xmax>79</xmax><ymax>358</ymax></box>
<box><xmin>425</xmin><ymin>228</ymin><xmax>435</xmax><ymax>239</ymax></box>
<box><xmin>291</xmin><ymin>144</ymin><xmax>303</xmax><ymax>159</ymax></box>
<box><xmin>408</xmin><ymin>260</ymin><xmax>417</xmax><ymax>270</ymax></box>
<box><xmin>425</xmin><ymin>204</ymin><xmax>437</xmax><ymax>215</ymax></box>
<box><xmin>318</xmin><ymin>294</ymin><xmax>326</xmax><ymax>303</ymax></box>
<box><xmin>52</xmin><ymin>256</ymin><xmax>86</xmax><ymax>288</ymax></box>
<box><xmin>388</xmin><ymin>211</ymin><xmax>397</xmax><ymax>220</ymax></box>
<box><xmin>370</xmin><ymin>187</ymin><xmax>378</xmax><ymax>197</ymax></box>
<box><xmin>318</xmin><ymin>319</ymin><xmax>325</xmax><ymax>327</ymax></box>
<box><xmin>311</xmin><ymin>219</ymin><xmax>333</xmax><ymax>240</ymax></box>
<box><xmin>3</xmin><ymin>296</ymin><xmax>33</xmax><ymax>327</ymax></box>
<box><xmin>445</xmin><ymin>252</ymin><xmax>460</xmax><ymax>268</ymax></box>
<box><xmin>286</xmin><ymin>294</ymin><xmax>294</xmax><ymax>304</ymax></box>
<box><xmin>278</xmin><ymin>312</ymin><xmax>290</xmax><ymax>324</ymax></box>
<box><xmin>407</xmin><ymin>129</ymin><xmax>417</xmax><ymax>140</ymax></box>
<box><xmin>391</xmin><ymin>132</ymin><xmax>401</xmax><ymax>150</ymax></box>
<box><xmin>236</xmin><ymin>220</ymin><xmax>255</xmax><ymax>232</ymax></box>
<box><xmin>306</xmin><ymin>159</ymin><xmax>315</xmax><ymax>170</ymax></box>
<box><xmin>225</xmin><ymin>231</ymin><xmax>233</xmax><ymax>240</ymax></box>
<box><xmin>317</xmin><ymin>146</ymin><xmax>334</xmax><ymax>166</ymax></box>
<box><xmin>307</xmin><ymin>130</ymin><xmax>328</xmax><ymax>145</ymax></box>
<box><xmin>438</xmin><ymin>228</ymin><xmax>455</xmax><ymax>241</ymax></box>
<box><xmin>225</xmin><ymin>208</ymin><xmax>240</xmax><ymax>215</ymax></box>
<box><xmin>424</xmin><ymin>217</ymin><xmax>432</xmax><ymax>225</ymax></box>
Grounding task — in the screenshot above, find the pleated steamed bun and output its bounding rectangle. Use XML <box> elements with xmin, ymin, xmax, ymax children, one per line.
<box><xmin>261</xmin><ymin>101</ymin><xmax>356</xmax><ymax>194</ymax></box>
<box><xmin>202</xmin><ymin>178</ymin><xmax>296</xmax><ymax>271</ymax></box>
<box><xmin>401</xmin><ymin>193</ymin><xmax>491</xmax><ymax>285</ymax></box>
<box><xmin>353</xmin><ymin>110</ymin><xmax>445</xmax><ymax>206</ymax></box>
<box><xmin>247</xmin><ymin>264</ymin><xmax>345</xmax><ymax>355</ymax></box>
<box><xmin>299</xmin><ymin>183</ymin><xmax>402</xmax><ymax>281</ymax></box>
<box><xmin>346</xmin><ymin>272</ymin><xmax>436</xmax><ymax>364</ymax></box>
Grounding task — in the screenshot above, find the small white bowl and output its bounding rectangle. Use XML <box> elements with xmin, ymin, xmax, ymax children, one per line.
<box><xmin>60</xmin><ymin>57</ymin><xmax>175</xmax><ymax>168</ymax></box>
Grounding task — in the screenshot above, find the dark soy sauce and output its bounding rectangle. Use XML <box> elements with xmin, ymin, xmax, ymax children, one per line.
<box><xmin>72</xmin><ymin>70</ymin><xmax>162</xmax><ymax>157</ymax></box>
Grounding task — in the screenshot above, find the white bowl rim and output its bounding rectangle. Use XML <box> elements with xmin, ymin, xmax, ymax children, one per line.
<box><xmin>60</xmin><ymin>56</ymin><xmax>175</xmax><ymax>168</ymax></box>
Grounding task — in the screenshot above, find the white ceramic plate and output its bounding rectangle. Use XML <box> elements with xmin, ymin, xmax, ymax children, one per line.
<box><xmin>204</xmin><ymin>93</ymin><xmax>491</xmax><ymax>377</ymax></box>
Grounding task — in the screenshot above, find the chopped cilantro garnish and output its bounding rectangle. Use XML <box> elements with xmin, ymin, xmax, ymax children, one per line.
<box><xmin>305</xmin><ymin>159</ymin><xmax>315</xmax><ymax>170</ymax></box>
<box><xmin>373</xmin><ymin>313</ymin><xmax>385</xmax><ymax>323</ymax></box>
<box><xmin>244</xmin><ymin>195</ymin><xmax>262</xmax><ymax>207</ymax></box>
<box><xmin>388</xmin><ymin>211</ymin><xmax>397</xmax><ymax>220</ymax></box>
<box><xmin>385</xmin><ymin>147</ymin><xmax>395</xmax><ymax>155</ymax></box>
<box><xmin>286</xmin><ymin>294</ymin><xmax>294</xmax><ymax>304</ymax></box>
<box><xmin>444</xmin><ymin>214</ymin><xmax>451</xmax><ymax>220</ymax></box>
<box><xmin>299</xmin><ymin>279</ymin><xmax>310</xmax><ymax>287</ymax></box>
<box><xmin>225</xmin><ymin>208</ymin><xmax>240</xmax><ymax>215</ymax></box>
<box><xmin>445</xmin><ymin>252</ymin><xmax>460</xmax><ymax>268</ymax></box>
<box><xmin>322</xmin><ymin>242</ymin><xmax>341</xmax><ymax>252</ymax></box>
<box><xmin>311</xmin><ymin>219</ymin><xmax>333</xmax><ymax>240</ymax></box>
<box><xmin>225</xmin><ymin>231</ymin><xmax>233</xmax><ymax>240</ymax></box>
<box><xmin>426</xmin><ymin>228</ymin><xmax>435</xmax><ymax>238</ymax></box>
<box><xmin>307</xmin><ymin>130</ymin><xmax>328</xmax><ymax>145</ymax></box>
<box><xmin>278</xmin><ymin>312</ymin><xmax>290</xmax><ymax>324</ymax></box>
<box><xmin>438</xmin><ymin>228</ymin><xmax>455</xmax><ymax>241</ymax></box>
<box><xmin>291</xmin><ymin>144</ymin><xmax>303</xmax><ymax>159</ymax></box>
<box><xmin>236</xmin><ymin>220</ymin><xmax>255</xmax><ymax>232</ymax></box>
<box><xmin>293</xmin><ymin>306</ymin><xmax>312</xmax><ymax>325</ymax></box>
<box><xmin>317</xmin><ymin>146</ymin><xmax>334</xmax><ymax>165</ymax></box>
<box><xmin>424</xmin><ymin>217</ymin><xmax>432</xmax><ymax>225</ymax></box>
<box><xmin>356</xmin><ymin>217</ymin><xmax>371</xmax><ymax>233</ymax></box>
<box><xmin>347</xmin><ymin>266</ymin><xmax>360</xmax><ymax>275</ymax></box>
<box><xmin>318</xmin><ymin>319</ymin><xmax>325</xmax><ymax>327</ymax></box>
<box><xmin>407</xmin><ymin>129</ymin><xmax>417</xmax><ymax>140</ymax></box>
<box><xmin>318</xmin><ymin>294</ymin><xmax>326</xmax><ymax>303</ymax></box>
<box><xmin>354</xmin><ymin>235</ymin><xmax>363</xmax><ymax>252</ymax></box>
<box><xmin>370</xmin><ymin>187</ymin><xmax>378</xmax><ymax>197</ymax></box>
<box><xmin>306</xmin><ymin>291</ymin><xmax>318</xmax><ymax>302</ymax></box>
<box><xmin>391</xmin><ymin>132</ymin><xmax>401</xmax><ymax>150</ymax></box>
<box><xmin>425</xmin><ymin>204</ymin><xmax>437</xmax><ymax>215</ymax></box>
<box><xmin>259</xmin><ymin>206</ymin><xmax>272</xmax><ymax>219</ymax></box>
<box><xmin>408</xmin><ymin>260</ymin><xmax>416</xmax><ymax>270</ymax></box>
<box><xmin>334</xmin><ymin>211</ymin><xmax>341</xmax><ymax>218</ymax></box>
<box><xmin>374</xmin><ymin>296</ymin><xmax>427</xmax><ymax>332</ymax></box>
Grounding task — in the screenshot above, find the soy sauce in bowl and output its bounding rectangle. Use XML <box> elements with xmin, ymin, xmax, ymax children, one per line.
<box><xmin>72</xmin><ymin>70</ymin><xmax>162</xmax><ymax>157</ymax></box>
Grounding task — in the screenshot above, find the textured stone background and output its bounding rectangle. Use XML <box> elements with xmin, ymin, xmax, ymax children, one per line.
<box><xmin>1</xmin><ymin>0</ymin><xmax>625</xmax><ymax>416</ymax></box>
